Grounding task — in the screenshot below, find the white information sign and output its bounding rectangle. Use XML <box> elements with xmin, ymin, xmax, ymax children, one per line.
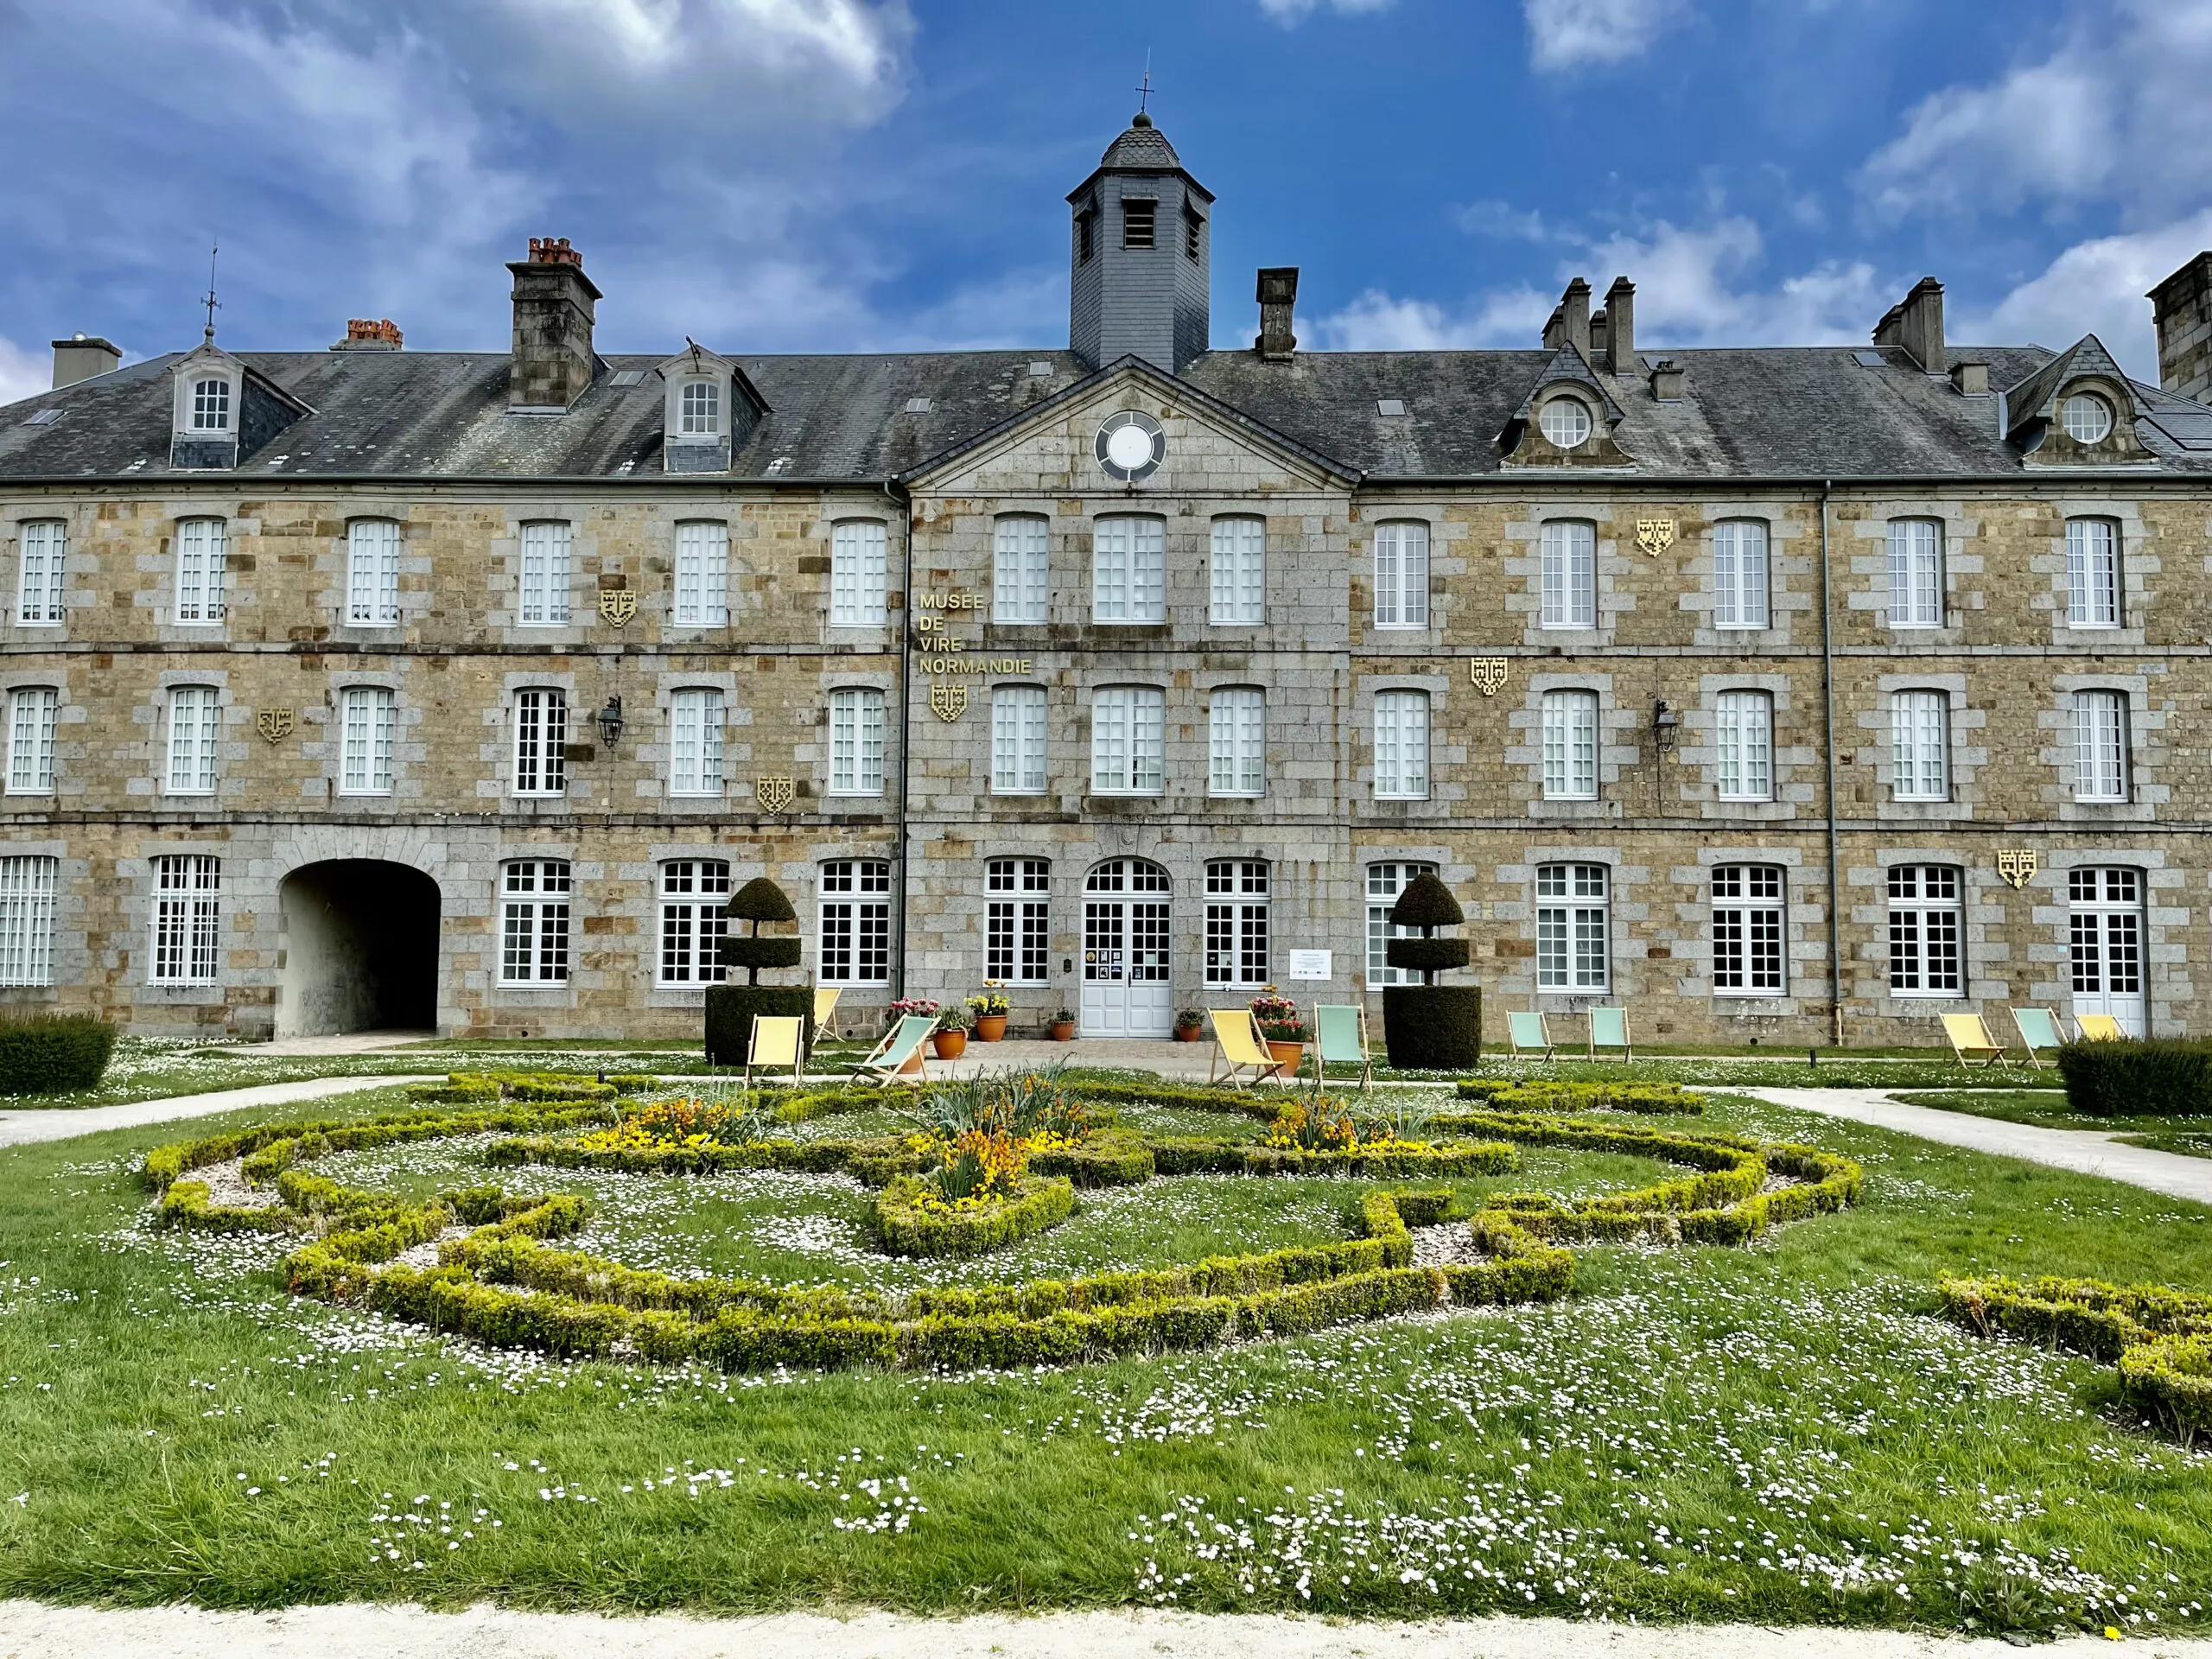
<box><xmin>1286</xmin><ymin>950</ymin><xmax>1332</xmax><ymax>981</ymax></box>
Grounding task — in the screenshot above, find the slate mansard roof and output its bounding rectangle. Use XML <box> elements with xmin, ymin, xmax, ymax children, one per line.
<box><xmin>8</xmin><ymin>335</ymin><xmax>2212</xmax><ymax>486</ymax></box>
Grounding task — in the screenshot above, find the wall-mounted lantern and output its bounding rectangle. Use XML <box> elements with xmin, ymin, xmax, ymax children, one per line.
<box><xmin>1652</xmin><ymin>698</ymin><xmax>1680</xmax><ymax>753</ymax></box>
<box><xmin>594</xmin><ymin>695</ymin><xmax>625</xmax><ymax>748</ymax></box>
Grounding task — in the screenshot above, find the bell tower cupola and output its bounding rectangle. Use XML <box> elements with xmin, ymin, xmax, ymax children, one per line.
<box><xmin>1067</xmin><ymin>111</ymin><xmax>1213</xmax><ymax>373</ymax></box>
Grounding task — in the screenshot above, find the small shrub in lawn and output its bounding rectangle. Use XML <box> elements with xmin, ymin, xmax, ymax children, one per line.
<box><xmin>2056</xmin><ymin>1037</ymin><xmax>2212</xmax><ymax>1117</ymax></box>
<box><xmin>0</xmin><ymin>1013</ymin><xmax>118</xmax><ymax>1094</ymax></box>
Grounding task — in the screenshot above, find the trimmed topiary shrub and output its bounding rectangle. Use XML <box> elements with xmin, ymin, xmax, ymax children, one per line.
<box><xmin>709</xmin><ymin>875</ymin><xmax>811</xmax><ymax>1065</ymax></box>
<box><xmin>719</xmin><ymin>877</ymin><xmax>803</xmax><ymax>984</ymax></box>
<box><xmin>2055</xmin><ymin>1037</ymin><xmax>2212</xmax><ymax>1117</ymax></box>
<box><xmin>703</xmin><ymin>986</ymin><xmax>817</xmax><ymax>1066</ymax></box>
<box><xmin>0</xmin><ymin>1013</ymin><xmax>118</xmax><ymax>1095</ymax></box>
<box><xmin>1382</xmin><ymin>874</ymin><xmax>1478</xmax><ymax>1070</ymax></box>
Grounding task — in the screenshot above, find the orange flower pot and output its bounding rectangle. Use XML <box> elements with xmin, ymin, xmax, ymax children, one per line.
<box><xmin>1049</xmin><ymin>1020</ymin><xmax>1077</xmax><ymax>1041</ymax></box>
<box><xmin>975</xmin><ymin>1014</ymin><xmax>1008</xmax><ymax>1042</ymax></box>
<box><xmin>1266</xmin><ymin>1040</ymin><xmax>1305</xmax><ymax>1072</ymax></box>
<box><xmin>1173</xmin><ymin>1023</ymin><xmax>1203</xmax><ymax>1042</ymax></box>
<box><xmin>931</xmin><ymin>1030</ymin><xmax>968</xmax><ymax>1059</ymax></box>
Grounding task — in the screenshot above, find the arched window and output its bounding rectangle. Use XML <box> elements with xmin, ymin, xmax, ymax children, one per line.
<box><xmin>818</xmin><ymin>859</ymin><xmax>892</xmax><ymax>985</ymax></box>
<box><xmin>678</xmin><ymin>378</ymin><xmax>721</xmax><ymax>436</ymax></box>
<box><xmin>1712</xmin><ymin>865</ymin><xmax>1785</xmax><ymax>995</ymax></box>
<box><xmin>1887</xmin><ymin>865</ymin><xmax>1961</xmax><ymax>995</ymax></box>
<box><xmin>2069</xmin><ymin>867</ymin><xmax>2145</xmax><ymax>1035</ymax></box>
<box><xmin>658</xmin><ymin>860</ymin><xmax>730</xmax><ymax>986</ymax></box>
<box><xmin>1204</xmin><ymin>860</ymin><xmax>1269</xmax><ymax>986</ymax></box>
<box><xmin>189</xmin><ymin>377</ymin><xmax>230</xmax><ymax>432</ymax></box>
<box><xmin>499</xmin><ymin>860</ymin><xmax>571</xmax><ymax>984</ymax></box>
<box><xmin>1535</xmin><ymin>863</ymin><xmax>1609</xmax><ymax>992</ymax></box>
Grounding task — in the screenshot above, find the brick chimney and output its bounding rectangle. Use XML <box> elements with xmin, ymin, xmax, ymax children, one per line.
<box><xmin>2149</xmin><ymin>252</ymin><xmax>2212</xmax><ymax>403</ymax></box>
<box><xmin>1872</xmin><ymin>276</ymin><xmax>1944</xmax><ymax>372</ymax></box>
<box><xmin>331</xmin><ymin>318</ymin><xmax>403</xmax><ymax>352</ymax></box>
<box><xmin>1255</xmin><ymin>267</ymin><xmax>1299</xmax><ymax>360</ymax></box>
<box><xmin>507</xmin><ymin>237</ymin><xmax>601</xmax><ymax>411</ymax></box>
<box><xmin>1602</xmin><ymin>276</ymin><xmax>1635</xmax><ymax>376</ymax></box>
<box><xmin>50</xmin><ymin>334</ymin><xmax>121</xmax><ymax>389</ymax></box>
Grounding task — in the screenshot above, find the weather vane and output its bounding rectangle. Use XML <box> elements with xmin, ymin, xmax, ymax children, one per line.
<box><xmin>1135</xmin><ymin>51</ymin><xmax>1154</xmax><ymax>115</ymax></box>
<box><xmin>200</xmin><ymin>243</ymin><xmax>221</xmax><ymax>345</ymax></box>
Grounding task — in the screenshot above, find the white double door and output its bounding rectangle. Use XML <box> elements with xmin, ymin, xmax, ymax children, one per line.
<box><xmin>1081</xmin><ymin>860</ymin><xmax>1173</xmax><ymax>1037</ymax></box>
<box><xmin>2069</xmin><ymin>867</ymin><xmax>2147</xmax><ymax>1036</ymax></box>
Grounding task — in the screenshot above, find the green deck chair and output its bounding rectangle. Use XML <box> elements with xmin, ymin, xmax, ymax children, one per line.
<box><xmin>1587</xmin><ymin>1007</ymin><xmax>1631</xmax><ymax>1060</ymax></box>
<box><xmin>2010</xmin><ymin>1007</ymin><xmax>2064</xmax><ymax>1069</ymax></box>
<box><xmin>1313</xmin><ymin>1004</ymin><xmax>1373</xmax><ymax>1090</ymax></box>
<box><xmin>1507</xmin><ymin>1011</ymin><xmax>1556</xmax><ymax>1061</ymax></box>
<box><xmin>855</xmin><ymin>1014</ymin><xmax>934</xmax><ymax>1085</ymax></box>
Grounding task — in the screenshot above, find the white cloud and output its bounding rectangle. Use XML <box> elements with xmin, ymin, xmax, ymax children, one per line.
<box><xmin>1311</xmin><ymin>287</ymin><xmax>1551</xmax><ymax>350</ymax></box>
<box><xmin>1957</xmin><ymin>207</ymin><xmax>2212</xmax><ymax>378</ymax></box>
<box><xmin>1258</xmin><ymin>0</ymin><xmax>1394</xmax><ymax>23</ymax></box>
<box><xmin>0</xmin><ymin>340</ymin><xmax>48</xmax><ymax>410</ymax></box>
<box><xmin>1524</xmin><ymin>0</ymin><xmax>1689</xmax><ymax>72</ymax></box>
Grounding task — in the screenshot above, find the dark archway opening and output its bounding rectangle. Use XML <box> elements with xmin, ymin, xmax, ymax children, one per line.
<box><xmin>276</xmin><ymin>860</ymin><xmax>440</xmax><ymax>1038</ymax></box>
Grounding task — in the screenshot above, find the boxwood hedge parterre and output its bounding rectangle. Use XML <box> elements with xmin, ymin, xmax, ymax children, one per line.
<box><xmin>140</xmin><ymin>1073</ymin><xmax>1859</xmax><ymax>1374</ymax></box>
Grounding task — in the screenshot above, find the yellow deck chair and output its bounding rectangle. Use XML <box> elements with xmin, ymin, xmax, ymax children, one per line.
<box><xmin>2009</xmin><ymin>1007</ymin><xmax>2065</xmax><ymax>1069</ymax></box>
<box><xmin>743</xmin><ymin>1015</ymin><xmax>804</xmax><ymax>1088</ymax></box>
<box><xmin>1942</xmin><ymin>1013</ymin><xmax>2007</xmax><ymax>1067</ymax></box>
<box><xmin>1506</xmin><ymin>1011</ymin><xmax>1556</xmax><ymax>1061</ymax></box>
<box><xmin>811</xmin><ymin>986</ymin><xmax>842</xmax><ymax>1046</ymax></box>
<box><xmin>855</xmin><ymin>1014</ymin><xmax>934</xmax><ymax>1086</ymax></box>
<box><xmin>2075</xmin><ymin>1014</ymin><xmax>2127</xmax><ymax>1043</ymax></box>
<box><xmin>1208</xmin><ymin>1008</ymin><xmax>1290</xmax><ymax>1090</ymax></box>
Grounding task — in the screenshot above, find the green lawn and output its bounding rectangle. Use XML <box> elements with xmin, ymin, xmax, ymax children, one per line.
<box><xmin>3</xmin><ymin>1081</ymin><xmax>2210</xmax><ymax>1634</ymax></box>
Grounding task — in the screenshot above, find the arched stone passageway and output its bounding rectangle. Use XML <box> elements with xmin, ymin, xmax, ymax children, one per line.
<box><xmin>276</xmin><ymin>861</ymin><xmax>441</xmax><ymax>1038</ymax></box>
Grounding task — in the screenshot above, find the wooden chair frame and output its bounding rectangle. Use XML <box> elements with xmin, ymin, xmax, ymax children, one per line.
<box><xmin>1506</xmin><ymin>1011</ymin><xmax>1556</xmax><ymax>1062</ymax></box>
<box><xmin>1208</xmin><ymin>1008</ymin><xmax>1291</xmax><ymax>1090</ymax></box>
<box><xmin>743</xmin><ymin>1014</ymin><xmax>805</xmax><ymax>1089</ymax></box>
<box><xmin>855</xmin><ymin>1014</ymin><xmax>935</xmax><ymax>1086</ymax></box>
<box><xmin>1312</xmin><ymin>1003</ymin><xmax>1373</xmax><ymax>1090</ymax></box>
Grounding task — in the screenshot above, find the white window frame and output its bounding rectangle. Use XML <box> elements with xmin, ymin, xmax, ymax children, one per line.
<box><xmin>1366</xmin><ymin>861</ymin><xmax>1439</xmax><ymax>987</ymax></box>
<box><xmin>657</xmin><ymin>859</ymin><xmax>730</xmax><ymax>987</ymax></box>
<box><xmin>830</xmin><ymin>520</ymin><xmax>889</xmax><ymax>627</ymax></box>
<box><xmin>991</xmin><ymin>683</ymin><xmax>1047</xmax><ymax>795</ymax></box>
<box><xmin>2066</xmin><ymin>518</ymin><xmax>2120</xmax><ymax>629</ymax></box>
<box><xmin>669</xmin><ymin>687</ymin><xmax>726</xmax><ymax>798</ymax></box>
<box><xmin>165</xmin><ymin>685</ymin><xmax>219</xmax><ymax>797</ymax></box>
<box><xmin>818</xmin><ymin>858</ymin><xmax>892</xmax><ymax>986</ymax></box>
<box><xmin>0</xmin><ymin>855</ymin><xmax>56</xmax><ymax>987</ymax></box>
<box><xmin>337</xmin><ymin>685</ymin><xmax>396</xmax><ymax>797</ymax></box>
<box><xmin>1090</xmin><ymin>685</ymin><xmax>1165</xmax><ymax>795</ymax></box>
<box><xmin>1540</xmin><ymin>519</ymin><xmax>1597</xmax><ymax>630</ymax></box>
<box><xmin>1204</xmin><ymin>859</ymin><xmax>1271</xmax><ymax>987</ymax></box>
<box><xmin>16</xmin><ymin>519</ymin><xmax>66</xmax><ymax>626</ymax></box>
<box><xmin>678</xmin><ymin>379</ymin><xmax>721</xmax><ymax>437</ymax></box>
<box><xmin>2072</xmin><ymin>689</ymin><xmax>2128</xmax><ymax>802</ymax></box>
<box><xmin>1373</xmin><ymin>521</ymin><xmax>1429</xmax><ymax>630</ymax></box>
<box><xmin>1208</xmin><ymin>686</ymin><xmax>1265</xmax><ymax>798</ymax></box>
<box><xmin>1209</xmin><ymin>515</ymin><xmax>1265</xmax><ymax>626</ymax></box>
<box><xmin>1536</xmin><ymin>862</ymin><xmax>1610</xmax><ymax>993</ymax></box>
<box><xmin>1889</xmin><ymin>689</ymin><xmax>1948</xmax><ymax>802</ymax></box>
<box><xmin>986</xmin><ymin>857</ymin><xmax>1051</xmax><ymax>984</ymax></box>
<box><xmin>512</xmin><ymin>688</ymin><xmax>567</xmax><ymax>798</ymax></box>
<box><xmin>1373</xmin><ymin>690</ymin><xmax>1430</xmax><ymax>800</ymax></box>
<box><xmin>1714</xmin><ymin>690</ymin><xmax>1773</xmax><ymax>802</ymax></box>
<box><xmin>1712</xmin><ymin>519</ymin><xmax>1770</xmax><ymax>630</ymax></box>
<box><xmin>1887</xmin><ymin>864</ymin><xmax>1963</xmax><ymax>996</ymax></box>
<box><xmin>993</xmin><ymin>515</ymin><xmax>1049</xmax><ymax>625</ymax></box>
<box><xmin>189</xmin><ymin>377</ymin><xmax>231</xmax><ymax>433</ymax></box>
<box><xmin>174</xmin><ymin>518</ymin><xmax>226</xmax><ymax>626</ymax></box>
<box><xmin>149</xmin><ymin>853</ymin><xmax>221</xmax><ymax>985</ymax></box>
<box><xmin>828</xmin><ymin>687</ymin><xmax>886</xmax><ymax>797</ymax></box>
<box><xmin>1711</xmin><ymin>864</ymin><xmax>1786</xmax><ymax>995</ymax></box>
<box><xmin>499</xmin><ymin>860</ymin><xmax>571</xmax><ymax>985</ymax></box>
<box><xmin>673</xmin><ymin>521</ymin><xmax>729</xmax><ymax>628</ymax></box>
<box><xmin>2062</xmin><ymin>393</ymin><xmax>2113</xmax><ymax>445</ymax></box>
<box><xmin>518</xmin><ymin>522</ymin><xmax>571</xmax><ymax>627</ymax></box>
<box><xmin>1092</xmin><ymin>515</ymin><xmax>1166</xmax><ymax>624</ymax></box>
<box><xmin>1538</xmin><ymin>397</ymin><xmax>1592</xmax><ymax>449</ymax></box>
<box><xmin>1886</xmin><ymin>518</ymin><xmax>1943</xmax><ymax>628</ymax></box>
<box><xmin>346</xmin><ymin>519</ymin><xmax>401</xmax><ymax>627</ymax></box>
<box><xmin>1541</xmin><ymin>689</ymin><xmax>1599</xmax><ymax>801</ymax></box>
<box><xmin>7</xmin><ymin>686</ymin><xmax>58</xmax><ymax>795</ymax></box>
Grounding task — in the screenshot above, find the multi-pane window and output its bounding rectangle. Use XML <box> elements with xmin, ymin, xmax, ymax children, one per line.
<box><xmin>512</xmin><ymin>688</ymin><xmax>567</xmax><ymax>797</ymax></box>
<box><xmin>818</xmin><ymin>859</ymin><xmax>892</xmax><ymax>985</ymax></box>
<box><xmin>1373</xmin><ymin>690</ymin><xmax>1430</xmax><ymax>799</ymax></box>
<box><xmin>2072</xmin><ymin>689</ymin><xmax>2128</xmax><ymax>801</ymax></box>
<box><xmin>518</xmin><ymin>522</ymin><xmax>571</xmax><ymax>626</ymax></box>
<box><xmin>1887</xmin><ymin>865</ymin><xmax>1962</xmax><ymax>995</ymax></box>
<box><xmin>1205</xmin><ymin>860</ymin><xmax>1270</xmax><ymax>986</ymax></box>
<box><xmin>1366</xmin><ymin>861</ymin><xmax>1438</xmax><ymax>986</ymax></box>
<box><xmin>7</xmin><ymin>687</ymin><xmax>57</xmax><ymax>794</ymax></box>
<box><xmin>1210</xmin><ymin>516</ymin><xmax>1265</xmax><ymax>625</ymax></box>
<box><xmin>165</xmin><ymin>685</ymin><xmax>219</xmax><ymax>796</ymax></box>
<box><xmin>657</xmin><ymin>859</ymin><xmax>729</xmax><ymax>986</ymax></box>
<box><xmin>174</xmin><ymin>518</ymin><xmax>226</xmax><ymax>625</ymax></box>
<box><xmin>16</xmin><ymin>519</ymin><xmax>66</xmax><ymax>626</ymax></box>
<box><xmin>828</xmin><ymin>688</ymin><xmax>886</xmax><ymax>796</ymax></box>
<box><xmin>190</xmin><ymin>377</ymin><xmax>230</xmax><ymax>431</ymax></box>
<box><xmin>1541</xmin><ymin>689</ymin><xmax>1599</xmax><ymax>800</ymax></box>
<box><xmin>1091</xmin><ymin>686</ymin><xmax>1165</xmax><ymax>794</ymax></box>
<box><xmin>1208</xmin><ymin>687</ymin><xmax>1265</xmax><ymax>798</ymax></box>
<box><xmin>1711</xmin><ymin>865</ymin><xmax>1786</xmax><ymax>995</ymax></box>
<box><xmin>337</xmin><ymin>685</ymin><xmax>396</xmax><ymax>796</ymax></box>
<box><xmin>1373</xmin><ymin>522</ymin><xmax>1429</xmax><ymax>629</ymax></box>
<box><xmin>993</xmin><ymin>515</ymin><xmax>1049</xmax><ymax>624</ymax></box>
<box><xmin>1712</xmin><ymin>519</ymin><xmax>1769</xmax><ymax>629</ymax></box>
<box><xmin>669</xmin><ymin>688</ymin><xmax>726</xmax><ymax>798</ymax></box>
<box><xmin>1890</xmin><ymin>690</ymin><xmax>1948</xmax><ymax>801</ymax></box>
<box><xmin>346</xmin><ymin>519</ymin><xmax>401</xmax><ymax>626</ymax></box>
<box><xmin>1887</xmin><ymin>519</ymin><xmax>1942</xmax><ymax>627</ymax></box>
<box><xmin>1093</xmin><ymin>515</ymin><xmax>1165</xmax><ymax>623</ymax></box>
<box><xmin>1714</xmin><ymin>690</ymin><xmax>1773</xmax><ymax>801</ymax></box>
<box><xmin>1539</xmin><ymin>520</ymin><xmax>1597</xmax><ymax>629</ymax></box>
<box><xmin>2070</xmin><ymin>867</ymin><xmax>2144</xmax><ymax>1019</ymax></box>
<box><xmin>0</xmin><ymin>855</ymin><xmax>56</xmax><ymax>986</ymax></box>
<box><xmin>678</xmin><ymin>380</ymin><xmax>721</xmax><ymax>435</ymax></box>
<box><xmin>991</xmin><ymin>684</ymin><xmax>1047</xmax><ymax>794</ymax></box>
<box><xmin>2066</xmin><ymin>518</ymin><xmax>2120</xmax><ymax>627</ymax></box>
<box><xmin>1536</xmin><ymin>862</ymin><xmax>1610</xmax><ymax>992</ymax></box>
<box><xmin>149</xmin><ymin>854</ymin><xmax>221</xmax><ymax>985</ymax></box>
<box><xmin>830</xmin><ymin>520</ymin><xmax>888</xmax><ymax>626</ymax></box>
<box><xmin>673</xmin><ymin>521</ymin><xmax>729</xmax><ymax>627</ymax></box>
<box><xmin>499</xmin><ymin>861</ymin><xmax>571</xmax><ymax>985</ymax></box>
<box><xmin>986</xmin><ymin>857</ymin><xmax>1050</xmax><ymax>984</ymax></box>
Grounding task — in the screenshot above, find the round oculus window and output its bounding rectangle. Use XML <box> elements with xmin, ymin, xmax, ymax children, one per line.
<box><xmin>2061</xmin><ymin>392</ymin><xmax>2113</xmax><ymax>445</ymax></box>
<box><xmin>1538</xmin><ymin>397</ymin><xmax>1592</xmax><ymax>449</ymax></box>
<box><xmin>1096</xmin><ymin>411</ymin><xmax>1166</xmax><ymax>482</ymax></box>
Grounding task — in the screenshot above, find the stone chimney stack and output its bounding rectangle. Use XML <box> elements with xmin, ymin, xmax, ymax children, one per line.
<box><xmin>1560</xmin><ymin>277</ymin><xmax>1592</xmax><ymax>356</ymax></box>
<box><xmin>1603</xmin><ymin>276</ymin><xmax>1635</xmax><ymax>376</ymax></box>
<box><xmin>507</xmin><ymin>237</ymin><xmax>601</xmax><ymax>410</ymax></box>
<box><xmin>2149</xmin><ymin>251</ymin><xmax>2212</xmax><ymax>404</ymax></box>
<box><xmin>332</xmin><ymin>318</ymin><xmax>404</xmax><ymax>352</ymax></box>
<box><xmin>1255</xmin><ymin>267</ymin><xmax>1299</xmax><ymax>360</ymax></box>
<box><xmin>50</xmin><ymin>334</ymin><xmax>121</xmax><ymax>389</ymax></box>
<box><xmin>1872</xmin><ymin>276</ymin><xmax>1945</xmax><ymax>372</ymax></box>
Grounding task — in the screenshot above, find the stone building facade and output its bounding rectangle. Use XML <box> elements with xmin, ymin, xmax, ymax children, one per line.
<box><xmin>6</xmin><ymin>114</ymin><xmax>2212</xmax><ymax>1046</ymax></box>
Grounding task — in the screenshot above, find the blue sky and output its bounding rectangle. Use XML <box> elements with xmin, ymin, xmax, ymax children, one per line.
<box><xmin>3</xmin><ymin>0</ymin><xmax>2210</xmax><ymax>404</ymax></box>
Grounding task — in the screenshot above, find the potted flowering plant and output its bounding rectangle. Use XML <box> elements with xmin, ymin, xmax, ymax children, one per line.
<box><xmin>1173</xmin><ymin>1007</ymin><xmax>1205</xmax><ymax>1043</ymax></box>
<box><xmin>1249</xmin><ymin>988</ymin><xmax>1308</xmax><ymax>1073</ymax></box>
<box><xmin>967</xmin><ymin>989</ymin><xmax>1011</xmax><ymax>1043</ymax></box>
<box><xmin>1047</xmin><ymin>1006</ymin><xmax>1077</xmax><ymax>1042</ymax></box>
<box><xmin>886</xmin><ymin>997</ymin><xmax>939</xmax><ymax>1075</ymax></box>
<box><xmin>931</xmin><ymin>1001</ymin><xmax>973</xmax><ymax>1059</ymax></box>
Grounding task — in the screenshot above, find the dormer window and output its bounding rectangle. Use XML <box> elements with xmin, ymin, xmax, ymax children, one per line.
<box><xmin>678</xmin><ymin>380</ymin><xmax>720</xmax><ymax>436</ymax></box>
<box><xmin>190</xmin><ymin>378</ymin><xmax>231</xmax><ymax>432</ymax></box>
<box><xmin>2062</xmin><ymin>392</ymin><xmax>2113</xmax><ymax>445</ymax></box>
<box><xmin>1538</xmin><ymin>397</ymin><xmax>1592</xmax><ymax>449</ymax></box>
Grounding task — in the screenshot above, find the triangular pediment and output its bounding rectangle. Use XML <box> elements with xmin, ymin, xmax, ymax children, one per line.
<box><xmin>1498</xmin><ymin>343</ymin><xmax>1634</xmax><ymax>467</ymax></box>
<box><xmin>2002</xmin><ymin>334</ymin><xmax>2158</xmax><ymax>462</ymax></box>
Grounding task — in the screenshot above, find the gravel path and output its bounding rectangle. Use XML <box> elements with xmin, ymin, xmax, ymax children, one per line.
<box><xmin>1747</xmin><ymin>1086</ymin><xmax>2212</xmax><ymax>1205</ymax></box>
<box><xmin>0</xmin><ymin>1603</ymin><xmax>2197</xmax><ymax>1659</ymax></box>
<box><xmin>0</xmin><ymin>1074</ymin><xmax>440</xmax><ymax>1147</ymax></box>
